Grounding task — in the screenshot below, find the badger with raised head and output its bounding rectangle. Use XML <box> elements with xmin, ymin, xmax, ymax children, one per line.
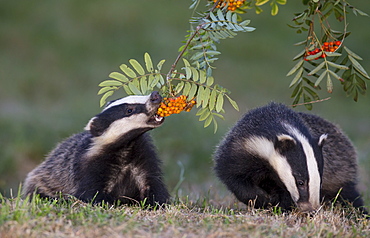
<box><xmin>214</xmin><ymin>102</ymin><xmax>366</xmax><ymax>213</ymax></box>
<box><xmin>23</xmin><ymin>91</ymin><xmax>169</xmax><ymax>206</ymax></box>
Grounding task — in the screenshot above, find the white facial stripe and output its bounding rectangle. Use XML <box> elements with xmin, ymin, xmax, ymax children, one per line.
<box><xmin>243</xmin><ymin>136</ymin><xmax>300</xmax><ymax>202</ymax></box>
<box><xmin>103</xmin><ymin>94</ymin><xmax>151</xmax><ymax>111</ymax></box>
<box><xmin>85</xmin><ymin>114</ymin><xmax>149</xmax><ymax>158</ymax></box>
<box><xmin>285</xmin><ymin>124</ymin><xmax>321</xmax><ymax>209</ymax></box>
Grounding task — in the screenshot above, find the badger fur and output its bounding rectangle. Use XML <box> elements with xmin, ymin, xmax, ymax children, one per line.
<box><xmin>23</xmin><ymin>91</ymin><xmax>169</xmax><ymax>206</ymax></box>
<box><xmin>214</xmin><ymin>102</ymin><xmax>366</xmax><ymax>213</ymax></box>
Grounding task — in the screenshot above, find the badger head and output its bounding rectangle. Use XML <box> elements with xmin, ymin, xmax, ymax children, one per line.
<box><xmin>244</xmin><ymin>124</ymin><xmax>327</xmax><ymax>212</ymax></box>
<box><xmin>84</xmin><ymin>91</ymin><xmax>164</xmax><ymax>154</ymax></box>
<box><xmin>273</xmin><ymin>128</ymin><xmax>327</xmax><ymax>213</ymax></box>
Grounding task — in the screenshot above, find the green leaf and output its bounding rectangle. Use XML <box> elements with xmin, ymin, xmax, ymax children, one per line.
<box><xmin>185</xmin><ymin>66</ymin><xmax>192</xmax><ymax>80</ymax></box>
<box><xmin>100</xmin><ymin>91</ymin><xmax>114</xmax><ymax>107</ymax></box>
<box><xmin>199</xmin><ymin>70</ymin><xmax>207</xmax><ymax>84</ymax></box>
<box><xmin>343</xmin><ymin>46</ymin><xmax>362</xmax><ymax>60</ymax></box>
<box><xmin>196</xmin><ymin>86</ymin><xmax>205</xmax><ymax>108</ymax></box>
<box><xmin>208</xmin><ymin>89</ymin><xmax>217</xmax><ymax>111</ymax></box>
<box><xmin>303</xmin><ymin>94</ymin><xmax>313</xmax><ymax>110</ymax></box>
<box><xmin>291</xmin><ymin>83</ymin><xmax>302</xmax><ymax>99</ymax></box>
<box><xmin>287</xmin><ymin>59</ymin><xmax>304</xmax><ymax>76</ymax></box>
<box><xmin>157</xmin><ymin>60</ymin><xmax>166</xmax><ymax>71</ymax></box>
<box><xmin>209</xmin><ymin>11</ymin><xmax>218</xmax><ymax>23</ymax></box>
<box><xmin>327</xmin><ymin>70</ymin><xmax>343</xmax><ymax>82</ymax></box>
<box><xmin>239</xmin><ymin>20</ymin><xmax>251</xmax><ymax>27</ymax></box>
<box><xmin>314</xmin><ymin>71</ymin><xmax>327</xmax><ymax>87</ymax></box>
<box><xmin>289</xmin><ymin>67</ymin><xmax>303</xmax><ymax>87</ymax></box>
<box><xmin>217</xmin><ymin>9</ymin><xmax>225</xmax><ymax>22</ymax></box>
<box><xmin>188</xmin><ymin>83</ymin><xmax>198</xmax><ymax>99</ymax></box>
<box><xmin>202</xmin><ymin>87</ymin><xmax>211</xmax><ymax>108</ymax></box>
<box><xmin>225</xmin><ymin>94</ymin><xmax>239</xmax><ymax>111</ymax></box>
<box><xmin>150</xmin><ymin>74</ymin><xmax>162</xmax><ymax>88</ymax></box>
<box><xmin>120</xmin><ymin>64</ymin><xmax>137</xmax><ymax>78</ymax></box>
<box><xmin>348</xmin><ymin>55</ymin><xmax>370</xmax><ymax>79</ymax></box>
<box><xmin>109</xmin><ymin>72</ymin><xmax>129</xmax><ymax>82</ymax></box>
<box><xmin>308</xmin><ymin>61</ymin><xmax>325</xmax><ymax>76</ymax></box>
<box><xmin>140</xmin><ymin>76</ymin><xmax>148</xmax><ymax>94</ymax></box>
<box><xmin>305</xmin><ymin>51</ymin><xmax>323</xmax><ymax>61</ymax></box>
<box><xmin>129</xmin><ymin>59</ymin><xmax>145</xmax><ymax>76</ymax></box>
<box><xmin>191</xmin><ymin>67</ymin><xmax>199</xmax><ymax>82</ymax></box>
<box><xmin>98</xmin><ymin>86</ymin><xmax>117</xmax><ymax>95</ymax></box>
<box><xmin>190</xmin><ymin>51</ymin><xmax>205</xmax><ymax>61</ymax></box>
<box><xmin>99</xmin><ymin>80</ymin><xmax>123</xmax><ymax>87</ymax></box>
<box><xmin>215</xmin><ymin>93</ymin><xmax>224</xmax><ymax>113</ymax></box>
<box><xmin>356</xmin><ymin>76</ymin><xmax>367</xmax><ymax>91</ymax></box>
<box><xmin>198</xmin><ymin>108</ymin><xmax>211</xmax><ymax>121</ymax></box>
<box><xmin>204</xmin><ymin>113</ymin><xmax>213</xmax><ymax>128</ymax></box>
<box><xmin>183</xmin><ymin>82</ymin><xmax>192</xmax><ymax>96</ymax></box>
<box><xmin>175</xmin><ymin>81</ymin><xmax>185</xmax><ymax>95</ymax></box>
<box><xmin>293</xmin><ymin>49</ymin><xmax>306</xmax><ymax>61</ymax></box>
<box><xmin>304</xmin><ymin>86</ymin><xmax>319</xmax><ymax>100</ymax></box>
<box><xmin>183</xmin><ymin>58</ymin><xmax>191</xmax><ymax>67</ymax></box>
<box><xmin>255</xmin><ymin>6</ymin><xmax>263</xmax><ymax>14</ymax></box>
<box><xmin>271</xmin><ymin>3</ymin><xmax>279</xmax><ymax>16</ymax></box>
<box><xmin>326</xmin><ymin>73</ymin><xmax>333</xmax><ymax>93</ymax></box>
<box><xmin>144</xmin><ymin>52</ymin><xmax>154</xmax><ymax>72</ymax></box>
<box><xmin>128</xmin><ymin>82</ymin><xmax>142</xmax><ymax>95</ymax></box>
<box><xmin>212</xmin><ymin>117</ymin><xmax>218</xmax><ymax>134</ymax></box>
<box><xmin>256</xmin><ymin>0</ymin><xmax>270</xmax><ymax>6</ymax></box>
<box><xmin>196</xmin><ymin>107</ymin><xmax>208</xmax><ymax>116</ymax></box>
<box><xmin>325</xmin><ymin>52</ymin><xmax>342</xmax><ymax>57</ymax></box>
<box><xmin>276</xmin><ymin>0</ymin><xmax>287</xmax><ymax>5</ymax></box>
<box><xmin>205</xmin><ymin>50</ymin><xmax>221</xmax><ymax>56</ymax></box>
<box><xmin>206</xmin><ymin>76</ymin><xmax>214</xmax><ymax>86</ymax></box>
<box><xmin>123</xmin><ymin>85</ymin><xmax>133</xmax><ymax>95</ymax></box>
<box><xmin>327</xmin><ymin>61</ymin><xmax>349</xmax><ymax>70</ymax></box>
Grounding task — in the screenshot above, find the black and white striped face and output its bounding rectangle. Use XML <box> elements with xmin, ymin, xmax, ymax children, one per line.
<box><xmin>84</xmin><ymin>91</ymin><xmax>164</xmax><ymax>155</ymax></box>
<box><xmin>244</xmin><ymin>123</ymin><xmax>326</xmax><ymax>212</ymax></box>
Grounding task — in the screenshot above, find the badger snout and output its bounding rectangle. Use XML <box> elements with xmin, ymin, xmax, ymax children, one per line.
<box><xmin>297</xmin><ymin>201</ymin><xmax>318</xmax><ymax>213</ymax></box>
<box><xmin>147</xmin><ymin>91</ymin><xmax>164</xmax><ymax>126</ymax></box>
<box><xmin>150</xmin><ymin>91</ymin><xmax>162</xmax><ymax>104</ymax></box>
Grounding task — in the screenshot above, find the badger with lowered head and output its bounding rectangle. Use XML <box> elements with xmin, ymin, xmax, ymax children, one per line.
<box><xmin>23</xmin><ymin>91</ymin><xmax>169</xmax><ymax>206</ymax></box>
<box><xmin>214</xmin><ymin>102</ymin><xmax>366</xmax><ymax>213</ymax></box>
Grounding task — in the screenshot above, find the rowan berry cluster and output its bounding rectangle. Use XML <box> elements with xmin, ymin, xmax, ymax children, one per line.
<box><xmin>157</xmin><ymin>95</ymin><xmax>196</xmax><ymax>117</ymax></box>
<box><xmin>304</xmin><ymin>40</ymin><xmax>342</xmax><ymax>61</ymax></box>
<box><xmin>213</xmin><ymin>0</ymin><xmax>245</xmax><ymax>11</ymax></box>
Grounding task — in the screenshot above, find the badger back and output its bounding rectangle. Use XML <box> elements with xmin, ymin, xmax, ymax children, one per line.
<box><xmin>215</xmin><ymin>103</ymin><xmax>326</xmax><ymax>211</ymax></box>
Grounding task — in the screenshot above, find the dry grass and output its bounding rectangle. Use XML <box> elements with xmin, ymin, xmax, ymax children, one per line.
<box><xmin>1</xmin><ymin>190</ymin><xmax>369</xmax><ymax>238</ymax></box>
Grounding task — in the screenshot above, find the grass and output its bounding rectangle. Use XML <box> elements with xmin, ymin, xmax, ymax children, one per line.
<box><xmin>1</xmin><ymin>188</ymin><xmax>369</xmax><ymax>238</ymax></box>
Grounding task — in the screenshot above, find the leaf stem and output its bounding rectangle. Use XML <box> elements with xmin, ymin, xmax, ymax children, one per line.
<box><xmin>166</xmin><ymin>0</ymin><xmax>221</xmax><ymax>96</ymax></box>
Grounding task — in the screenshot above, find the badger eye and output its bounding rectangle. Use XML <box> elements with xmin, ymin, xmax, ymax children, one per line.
<box><xmin>126</xmin><ymin>108</ymin><xmax>133</xmax><ymax>114</ymax></box>
<box><xmin>297</xmin><ymin>180</ymin><xmax>305</xmax><ymax>186</ymax></box>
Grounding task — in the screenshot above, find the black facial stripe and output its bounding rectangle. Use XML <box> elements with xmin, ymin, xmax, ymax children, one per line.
<box><xmin>89</xmin><ymin>104</ymin><xmax>149</xmax><ymax>137</ymax></box>
<box><xmin>102</xmin><ymin>103</ymin><xmax>148</xmax><ymax>120</ymax></box>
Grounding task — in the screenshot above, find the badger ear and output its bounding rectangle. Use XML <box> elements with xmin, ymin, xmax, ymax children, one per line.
<box><xmin>275</xmin><ymin>134</ymin><xmax>296</xmax><ymax>152</ymax></box>
<box><xmin>84</xmin><ymin>117</ymin><xmax>104</xmax><ymax>137</ymax></box>
<box><xmin>318</xmin><ymin>134</ymin><xmax>327</xmax><ymax>147</ymax></box>
<box><xmin>84</xmin><ymin>117</ymin><xmax>96</xmax><ymax>131</ymax></box>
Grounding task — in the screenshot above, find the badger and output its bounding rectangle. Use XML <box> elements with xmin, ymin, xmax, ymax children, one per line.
<box><xmin>214</xmin><ymin>102</ymin><xmax>366</xmax><ymax>213</ymax></box>
<box><xmin>22</xmin><ymin>91</ymin><xmax>170</xmax><ymax>206</ymax></box>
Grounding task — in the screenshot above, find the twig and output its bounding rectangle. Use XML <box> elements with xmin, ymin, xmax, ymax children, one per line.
<box><xmin>290</xmin><ymin>97</ymin><xmax>331</xmax><ymax>107</ymax></box>
<box><xmin>165</xmin><ymin>0</ymin><xmax>221</xmax><ymax>95</ymax></box>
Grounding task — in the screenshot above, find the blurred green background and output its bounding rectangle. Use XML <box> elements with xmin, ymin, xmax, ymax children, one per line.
<box><xmin>1</xmin><ymin>1</ymin><xmax>369</xmax><ymax>206</ymax></box>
